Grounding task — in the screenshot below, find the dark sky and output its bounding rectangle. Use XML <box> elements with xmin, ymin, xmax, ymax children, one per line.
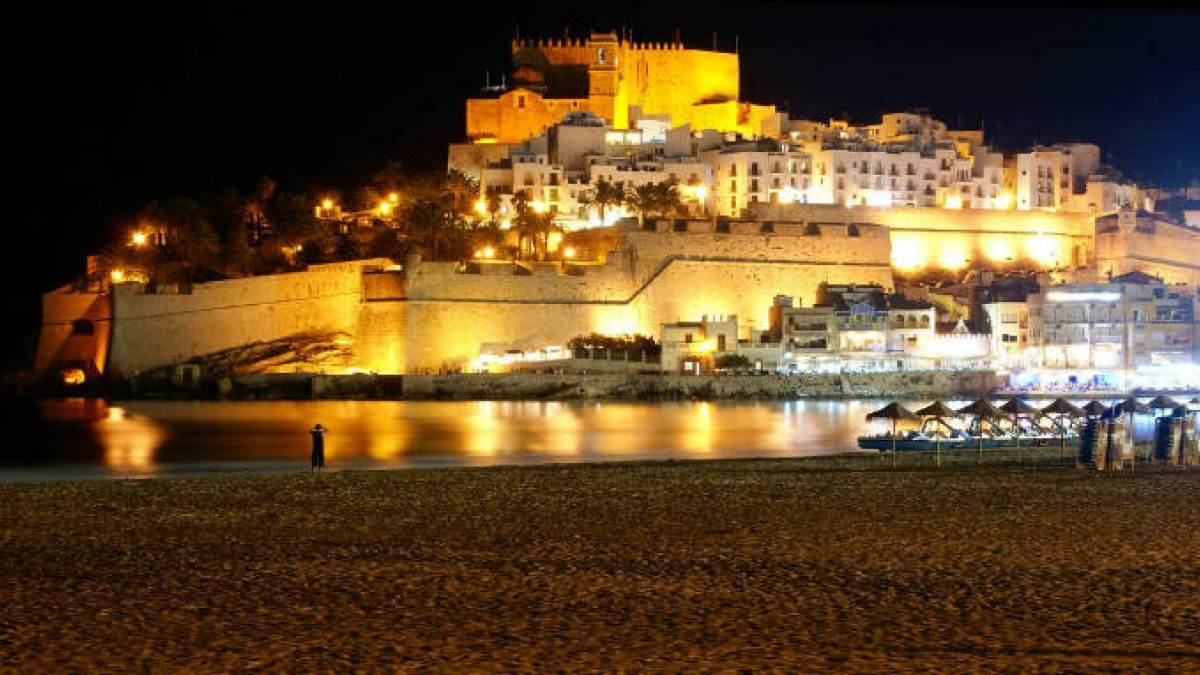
<box><xmin>9</xmin><ymin>0</ymin><xmax>1199</xmax><ymax>366</ymax></box>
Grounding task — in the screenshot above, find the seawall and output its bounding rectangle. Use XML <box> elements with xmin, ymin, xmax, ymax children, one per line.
<box><xmin>126</xmin><ymin>370</ymin><xmax>1000</xmax><ymax>401</ymax></box>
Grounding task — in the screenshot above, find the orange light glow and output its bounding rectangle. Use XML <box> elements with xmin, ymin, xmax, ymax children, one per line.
<box><xmin>891</xmin><ymin>235</ymin><xmax>927</xmax><ymax>271</ymax></box>
<box><xmin>61</xmin><ymin>368</ymin><xmax>86</xmax><ymax>385</ymax></box>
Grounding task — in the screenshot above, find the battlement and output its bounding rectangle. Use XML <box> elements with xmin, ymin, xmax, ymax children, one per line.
<box><xmin>509</xmin><ymin>37</ymin><xmax>723</xmax><ymax>53</ymax></box>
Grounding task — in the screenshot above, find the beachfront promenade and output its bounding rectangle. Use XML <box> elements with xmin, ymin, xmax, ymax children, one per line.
<box><xmin>2</xmin><ymin>455</ymin><xmax>1198</xmax><ymax>670</ymax></box>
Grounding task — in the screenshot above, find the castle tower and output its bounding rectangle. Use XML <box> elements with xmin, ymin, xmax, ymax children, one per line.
<box><xmin>586</xmin><ymin>32</ymin><xmax>627</xmax><ymax>129</ymax></box>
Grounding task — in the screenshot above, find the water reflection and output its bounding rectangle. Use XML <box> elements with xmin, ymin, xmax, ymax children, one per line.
<box><xmin>13</xmin><ymin>397</ymin><xmax>1175</xmax><ymax>481</ymax></box>
<box><xmin>94</xmin><ymin>405</ymin><xmax>165</xmax><ymax>475</ymax></box>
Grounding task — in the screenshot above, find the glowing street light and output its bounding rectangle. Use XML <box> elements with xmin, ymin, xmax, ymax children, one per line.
<box><xmin>379</xmin><ymin>201</ymin><xmax>393</xmax><ymax>216</ymax></box>
<box><xmin>482</xmin><ymin>246</ymin><xmax>495</xmax><ymax>259</ymax></box>
<box><xmin>110</xmin><ymin>269</ymin><xmax>125</xmax><ymax>283</ymax></box>
<box><xmin>322</xmin><ymin>199</ymin><xmax>334</xmax><ymax>210</ymax></box>
<box><xmin>563</xmin><ymin>246</ymin><xmax>576</xmax><ymax>259</ymax></box>
<box><xmin>388</xmin><ymin>192</ymin><xmax>399</xmax><ymax>203</ymax></box>
<box><xmin>474</xmin><ymin>199</ymin><xmax>487</xmax><ymax>215</ymax></box>
<box><xmin>130</xmin><ymin>232</ymin><xmax>148</xmax><ymax>247</ymax></box>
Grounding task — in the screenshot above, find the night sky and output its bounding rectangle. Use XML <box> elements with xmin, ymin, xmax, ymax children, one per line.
<box><xmin>9</xmin><ymin>1</ymin><xmax>1199</xmax><ymax>367</ymax></box>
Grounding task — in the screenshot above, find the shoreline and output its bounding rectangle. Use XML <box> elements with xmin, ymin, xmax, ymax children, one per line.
<box><xmin>2</xmin><ymin>456</ymin><xmax>1197</xmax><ymax>670</ymax></box>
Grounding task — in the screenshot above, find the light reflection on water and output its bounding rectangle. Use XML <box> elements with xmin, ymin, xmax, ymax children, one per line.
<box><xmin>0</xmin><ymin>397</ymin><xmax>1169</xmax><ymax>481</ymax></box>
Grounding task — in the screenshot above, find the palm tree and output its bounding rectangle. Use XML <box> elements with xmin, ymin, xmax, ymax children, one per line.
<box><xmin>655</xmin><ymin>181</ymin><xmax>683</xmax><ymax>219</ymax></box>
<box><xmin>405</xmin><ymin>198</ymin><xmax>447</xmax><ymax>260</ymax></box>
<box><xmin>625</xmin><ymin>184</ymin><xmax>658</xmax><ymax>226</ymax></box>
<box><xmin>442</xmin><ymin>170</ymin><xmax>479</xmax><ymax>223</ymax></box>
<box><xmin>509</xmin><ymin>190</ymin><xmax>536</xmax><ymax>259</ymax></box>
<box><xmin>575</xmin><ymin>190</ymin><xmax>596</xmax><ymax>223</ymax></box>
<box><xmin>486</xmin><ymin>192</ymin><xmax>503</xmax><ymax>227</ymax></box>
<box><xmin>593</xmin><ymin>178</ymin><xmax>625</xmax><ymax>226</ymax></box>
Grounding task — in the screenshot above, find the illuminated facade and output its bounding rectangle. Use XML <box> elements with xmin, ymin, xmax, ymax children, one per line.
<box><xmin>1026</xmin><ymin>273</ymin><xmax>1198</xmax><ymax>387</ymax></box>
<box><xmin>465</xmin><ymin>32</ymin><xmax>778</xmax><ymax>144</ymax></box>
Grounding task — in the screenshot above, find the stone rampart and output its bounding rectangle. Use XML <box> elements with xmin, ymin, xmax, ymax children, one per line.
<box><xmin>399</xmin><ymin>370</ymin><xmax>999</xmax><ymax>400</ymax></box>
<box><xmin>751</xmin><ymin>204</ymin><xmax>1094</xmax><ymax>271</ymax></box>
<box><xmin>107</xmin><ymin>260</ymin><xmax>388</xmax><ymax>376</ymax></box>
<box><xmin>34</xmin><ymin>286</ymin><xmax>112</xmax><ymax>377</ymax></box>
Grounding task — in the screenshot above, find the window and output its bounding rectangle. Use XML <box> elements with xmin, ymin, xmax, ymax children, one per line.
<box><xmin>517</xmin><ymin>95</ymin><xmax>525</xmax><ymax>109</ymax></box>
<box><xmin>718</xmin><ymin>335</ymin><xmax>727</xmax><ymax>351</ymax></box>
<box><xmin>71</xmin><ymin>320</ymin><xmax>94</xmax><ymax>336</ymax></box>
<box><xmin>685</xmin><ymin>333</ymin><xmax>693</xmax><ymax>343</ymax></box>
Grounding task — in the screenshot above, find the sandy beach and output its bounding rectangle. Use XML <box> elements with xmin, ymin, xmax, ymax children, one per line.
<box><xmin>2</xmin><ymin>455</ymin><xmax>1198</xmax><ymax>671</ymax></box>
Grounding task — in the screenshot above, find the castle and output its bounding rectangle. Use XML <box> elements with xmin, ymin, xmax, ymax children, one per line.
<box><xmin>465</xmin><ymin>33</ymin><xmax>777</xmax><ymax>144</ymax></box>
<box><xmin>34</xmin><ymin>31</ymin><xmax>1200</xmax><ymax>383</ymax></box>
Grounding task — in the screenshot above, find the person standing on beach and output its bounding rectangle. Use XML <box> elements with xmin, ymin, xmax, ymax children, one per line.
<box><xmin>310</xmin><ymin>423</ymin><xmax>328</xmax><ymax>471</ymax></box>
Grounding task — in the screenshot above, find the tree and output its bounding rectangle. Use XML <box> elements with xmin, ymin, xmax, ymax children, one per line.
<box><xmin>486</xmin><ymin>192</ymin><xmax>503</xmax><ymax>227</ymax></box>
<box><xmin>625</xmin><ymin>183</ymin><xmax>658</xmax><ymax>226</ymax></box>
<box><xmin>404</xmin><ymin>198</ymin><xmax>448</xmax><ymax>261</ymax></box>
<box><xmin>593</xmin><ymin>178</ymin><xmax>625</xmax><ymax>226</ymax></box>
<box><xmin>140</xmin><ymin>198</ymin><xmax>221</xmax><ymax>281</ymax></box>
<box><xmin>366</xmin><ymin>227</ymin><xmax>407</xmax><ymax>261</ymax></box>
<box><xmin>715</xmin><ymin>354</ymin><xmax>753</xmax><ymax>371</ymax></box>
<box><xmin>654</xmin><ymin>181</ymin><xmax>683</xmax><ymax>219</ymax></box>
<box><xmin>442</xmin><ymin>169</ymin><xmax>479</xmax><ymax>224</ymax></box>
<box><xmin>268</xmin><ymin>192</ymin><xmax>327</xmax><ymax>248</ymax></box>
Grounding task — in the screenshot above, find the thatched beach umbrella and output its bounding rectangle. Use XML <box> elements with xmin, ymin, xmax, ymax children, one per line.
<box><xmin>1082</xmin><ymin>400</ymin><xmax>1109</xmax><ymax>417</ymax></box>
<box><xmin>916</xmin><ymin>400</ymin><xmax>960</xmax><ymax>466</ymax></box>
<box><xmin>1001</xmin><ymin>398</ymin><xmax>1041</xmax><ymax>454</ymax></box>
<box><xmin>958</xmin><ymin>398</ymin><xmax>1005</xmax><ymax>461</ymax></box>
<box><xmin>1042</xmin><ymin>398</ymin><xmax>1085</xmax><ymax>460</ymax></box>
<box><xmin>1147</xmin><ymin>394</ymin><xmax>1181</xmax><ymax>414</ymax></box>
<box><xmin>866</xmin><ymin>402</ymin><xmax>920</xmax><ymax>465</ymax></box>
<box><xmin>1115</xmin><ymin>397</ymin><xmax>1151</xmax><ymax>466</ymax></box>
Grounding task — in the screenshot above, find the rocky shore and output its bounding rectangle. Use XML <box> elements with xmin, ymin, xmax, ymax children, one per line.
<box><xmin>2</xmin><ymin>456</ymin><xmax>1198</xmax><ymax>670</ymax></box>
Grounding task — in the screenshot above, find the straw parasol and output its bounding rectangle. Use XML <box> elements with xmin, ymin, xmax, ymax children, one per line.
<box><xmin>1042</xmin><ymin>398</ymin><xmax>1085</xmax><ymax>417</ymax></box>
<box><xmin>957</xmin><ymin>398</ymin><xmax>1004</xmax><ymax>461</ymax></box>
<box><xmin>1147</xmin><ymin>394</ymin><xmax>1181</xmax><ymax>412</ymax></box>
<box><xmin>1115</xmin><ymin>397</ymin><xmax>1151</xmax><ymax>415</ymax></box>
<box><xmin>1000</xmin><ymin>397</ymin><xmax>1041</xmax><ymax>453</ymax></box>
<box><xmin>866</xmin><ymin>402</ymin><xmax>920</xmax><ymax>465</ymax></box>
<box><xmin>1041</xmin><ymin>398</ymin><xmax>1085</xmax><ymax>460</ymax></box>
<box><xmin>916</xmin><ymin>400</ymin><xmax>960</xmax><ymax>466</ymax></box>
<box><xmin>957</xmin><ymin>398</ymin><xmax>1005</xmax><ymax>419</ymax></box>
<box><xmin>1082</xmin><ymin>400</ymin><xmax>1108</xmax><ymax>417</ymax></box>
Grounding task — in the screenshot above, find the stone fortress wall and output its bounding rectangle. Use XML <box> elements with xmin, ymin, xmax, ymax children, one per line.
<box><xmin>752</xmin><ymin>204</ymin><xmax>1095</xmax><ymax>272</ymax></box>
<box><xmin>104</xmin><ymin>260</ymin><xmax>385</xmax><ymax>376</ymax></box>
<box><xmin>357</xmin><ymin>220</ymin><xmax>893</xmax><ymax>373</ymax></box>
<box><xmin>46</xmin><ymin>203</ymin><xmax>1193</xmax><ymax>378</ymax></box>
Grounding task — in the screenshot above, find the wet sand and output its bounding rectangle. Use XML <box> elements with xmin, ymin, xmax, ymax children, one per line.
<box><xmin>2</xmin><ymin>455</ymin><xmax>1199</xmax><ymax>671</ymax></box>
